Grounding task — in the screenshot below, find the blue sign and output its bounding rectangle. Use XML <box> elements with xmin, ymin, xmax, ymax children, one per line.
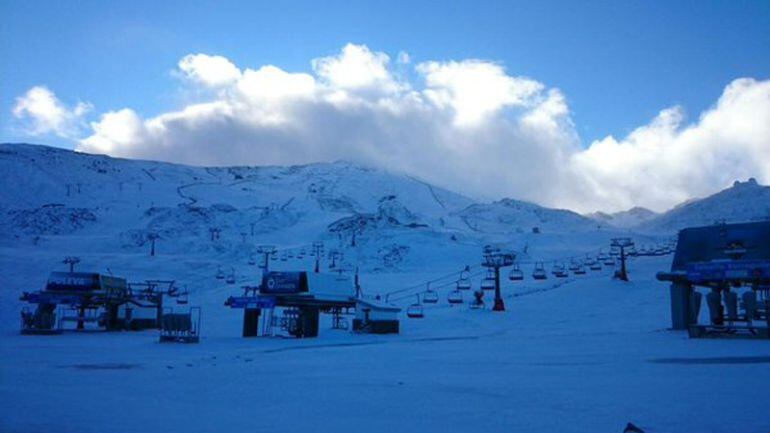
<box><xmin>260</xmin><ymin>272</ymin><xmax>305</xmax><ymax>294</ymax></box>
<box><xmin>225</xmin><ymin>296</ymin><xmax>277</xmax><ymax>309</ymax></box>
<box><xmin>24</xmin><ymin>292</ymin><xmax>84</xmax><ymax>305</ymax></box>
<box><xmin>686</xmin><ymin>260</ymin><xmax>770</xmax><ymax>282</ymax></box>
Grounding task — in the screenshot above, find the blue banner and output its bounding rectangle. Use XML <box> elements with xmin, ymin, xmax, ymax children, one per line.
<box><xmin>225</xmin><ymin>296</ymin><xmax>277</xmax><ymax>309</ymax></box>
<box><xmin>686</xmin><ymin>260</ymin><xmax>770</xmax><ymax>282</ymax></box>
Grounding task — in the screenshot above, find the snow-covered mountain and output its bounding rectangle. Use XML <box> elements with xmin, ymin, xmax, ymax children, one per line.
<box><xmin>641</xmin><ymin>178</ymin><xmax>770</xmax><ymax>232</ymax></box>
<box><xmin>0</xmin><ymin>143</ymin><xmax>618</xmax><ymax>273</ymax></box>
<box><xmin>457</xmin><ymin>198</ymin><xmax>600</xmax><ymax>234</ymax></box>
<box><xmin>588</xmin><ymin>207</ymin><xmax>659</xmax><ymax>229</ymax></box>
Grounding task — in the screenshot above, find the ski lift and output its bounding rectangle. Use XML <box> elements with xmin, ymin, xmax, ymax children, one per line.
<box><xmin>287</xmin><ymin>252</ymin><xmax>294</xmax><ymax>259</ymax></box>
<box><xmin>508</xmin><ymin>263</ymin><xmax>524</xmax><ymax>281</ymax></box>
<box><xmin>423</xmin><ymin>284</ymin><xmax>439</xmax><ymax>304</ymax></box>
<box><xmin>481</xmin><ymin>270</ymin><xmax>496</xmax><ymax>291</ymax></box>
<box><xmin>574</xmin><ymin>264</ymin><xmax>587</xmax><ymax>275</ymax></box>
<box><xmin>457</xmin><ymin>267</ymin><xmax>472</xmax><ymax>290</ymax></box>
<box><xmin>604</xmin><ymin>257</ymin><xmax>616</xmax><ymax>266</ymax></box>
<box><xmin>271</xmin><ymin>254</ymin><xmax>278</xmax><ymax>261</ymax></box>
<box><xmin>447</xmin><ymin>289</ymin><xmax>463</xmax><ymax>304</ymax></box>
<box><xmin>248</xmin><ymin>256</ymin><xmax>256</xmax><ymax>266</ymax></box>
<box><xmin>226</xmin><ymin>269</ymin><xmax>236</xmax><ymax>285</ymax></box>
<box><xmin>215</xmin><ymin>267</ymin><xmax>225</xmax><ymax>279</ymax></box>
<box><xmin>406</xmin><ymin>296</ymin><xmax>424</xmax><ymax>318</ymax></box>
<box><xmin>176</xmin><ymin>288</ymin><xmax>189</xmax><ymax>305</ymax></box>
<box><xmin>589</xmin><ymin>261</ymin><xmax>602</xmax><ymax>271</ymax></box>
<box><xmin>280</xmin><ymin>253</ymin><xmax>288</xmax><ymax>262</ymax></box>
<box><xmin>552</xmin><ymin>263</ymin><xmax>568</xmax><ymax>278</ymax></box>
<box><xmin>532</xmin><ymin>262</ymin><xmax>547</xmax><ymax>280</ymax></box>
<box><xmin>597</xmin><ymin>251</ymin><xmax>609</xmax><ymax>261</ymax></box>
<box><xmin>568</xmin><ymin>261</ymin><xmax>580</xmax><ymax>272</ymax></box>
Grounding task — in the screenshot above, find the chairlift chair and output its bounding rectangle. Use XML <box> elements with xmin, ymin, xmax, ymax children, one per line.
<box><xmin>447</xmin><ymin>289</ymin><xmax>464</xmax><ymax>304</ymax></box>
<box><xmin>226</xmin><ymin>270</ymin><xmax>236</xmax><ymax>285</ymax></box>
<box><xmin>176</xmin><ymin>289</ymin><xmax>189</xmax><ymax>305</ymax></box>
<box><xmin>406</xmin><ymin>297</ymin><xmax>424</xmax><ymax>319</ymax></box>
<box><xmin>481</xmin><ymin>270</ymin><xmax>496</xmax><ymax>291</ymax></box>
<box><xmin>574</xmin><ymin>264</ymin><xmax>587</xmax><ymax>275</ymax></box>
<box><xmin>508</xmin><ymin>263</ymin><xmax>524</xmax><ymax>281</ymax></box>
<box><xmin>568</xmin><ymin>261</ymin><xmax>580</xmax><ymax>272</ymax></box>
<box><xmin>589</xmin><ymin>261</ymin><xmax>602</xmax><ymax>271</ymax></box>
<box><xmin>423</xmin><ymin>284</ymin><xmax>439</xmax><ymax>304</ymax></box>
<box><xmin>552</xmin><ymin>263</ymin><xmax>568</xmax><ymax>278</ymax></box>
<box><xmin>248</xmin><ymin>256</ymin><xmax>257</xmax><ymax>266</ymax></box>
<box><xmin>532</xmin><ymin>262</ymin><xmax>548</xmax><ymax>280</ymax></box>
<box><xmin>457</xmin><ymin>267</ymin><xmax>472</xmax><ymax>290</ymax></box>
<box><xmin>215</xmin><ymin>267</ymin><xmax>225</xmax><ymax>279</ymax></box>
<box><xmin>604</xmin><ymin>257</ymin><xmax>616</xmax><ymax>266</ymax></box>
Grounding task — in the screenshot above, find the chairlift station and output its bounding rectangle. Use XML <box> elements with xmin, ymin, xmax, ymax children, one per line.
<box><xmin>658</xmin><ymin>221</ymin><xmax>770</xmax><ymax>338</ymax></box>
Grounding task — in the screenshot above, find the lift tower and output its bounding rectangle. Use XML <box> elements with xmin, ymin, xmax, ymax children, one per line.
<box><xmin>611</xmin><ymin>237</ymin><xmax>635</xmax><ymax>281</ymax></box>
<box><xmin>482</xmin><ymin>248</ymin><xmax>515</xmax><ymax>311</ymax></box>
<box><xmin>256</xmin><ymin>245</ymin><xmax>276</xmax><ymax>273</ymax></box>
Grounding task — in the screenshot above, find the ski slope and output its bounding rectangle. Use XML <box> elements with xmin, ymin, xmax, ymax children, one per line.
<box><xmin>1</xmin><ymin>143</ymin><xmax>769</xmax><ymax>433</ymax></box>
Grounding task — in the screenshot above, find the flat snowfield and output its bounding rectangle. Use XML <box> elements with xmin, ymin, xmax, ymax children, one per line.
<box><xmin>2</xmin><ymin>255</ymin><xmax>769</xmax><ymax>433</ymax></box>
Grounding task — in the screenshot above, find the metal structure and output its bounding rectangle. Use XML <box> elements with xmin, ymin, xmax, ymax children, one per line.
<box><xmin>63</xmin><ymin>256</ymin><xmax>80</xmax><ymax>273</ymax></box>
<box><xmin>147</xmin><ymin>233</ymin><xmax>160</xmax><ymax>256</ymax></box>
<box><xmin>159</xmin><ymin>307</ymin><xmax>201</xmax><ymax>343</ymax></box>
<box><xmin>224</xmin><ymin>271</ymin><xmax>356</xmax><ymax>338</ymax></box>
<box><xmin>657</xmin><ymin>221</ymin><xmax>770</xmax><ymax>338</ymax></box>
<box><xmin>610</xmin><ymin>237</ymin><xmax>635</xmax><ymax>281</ymax></box>
<box><xmin>256</xmin><ymin>245</ymin><xmax>277</xmax><ymax>272</ymax></box>
<box><xmin>312</xmin><ymin>241</ymin><xmax>324</xmax><ymax>273</ymax></box>
<box><xmin>482</xmin><ymin>247</ymin><xmax>515</xmax><ymax>312</ymax></box>
<box><xmin>19</xmin><ymin>267</ymin><xmax>187</xmax><ymax>334</ymax></box>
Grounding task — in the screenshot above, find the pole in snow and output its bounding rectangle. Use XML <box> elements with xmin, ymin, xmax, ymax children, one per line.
<box><xmin>611</xmin><ymin>237</ymin><xmax>634</xmax><ymax>281</ymax></box>
<box><xmin>63</xmin><ymin>256</ymin><xmax>81</xmax><ymax>273</ymax></box>
<box><xmin>482</xmin><ymin>248</ymin><xmax>515</xmax><ymax>312</ymax></box>
<box><xmin>148</xmin><ymin>233</ymin><xmax>160</xmax><ymax>256</ymax></box>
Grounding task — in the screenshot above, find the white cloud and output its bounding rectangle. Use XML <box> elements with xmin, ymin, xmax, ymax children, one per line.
<box><xmin>178</xmin><ymin>54</ymin><xmax>241</xmax><ymax>87</ymax></box>
<box><xmin>569</xmin><ymin>78</ymin><xmax>770</xmax><ymax>212</ymax></box>
<box><xmin>12</xmin><ymin>86</ymin><xmax>91</xmax><ymax>138</ymax></box>
<box><xmin>417</xmin><ymin>60</ymin><xmax>543</xmax><ymax>126</ymax></box>
<box><xmin>13</xmin><ymin>44</ymin><xmax>770</xmax><ymax>213</ymax></box>
<box><xmin>312</xmin><ymin>43</ymin><xmax>404</xmax><ymax>96</ymax></box>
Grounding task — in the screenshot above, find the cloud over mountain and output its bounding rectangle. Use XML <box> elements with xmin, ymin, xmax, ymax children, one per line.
<box><xmin>11</xmin><ymin>44</ymin><xmax>770</xmax><ymax>213</ymax></box>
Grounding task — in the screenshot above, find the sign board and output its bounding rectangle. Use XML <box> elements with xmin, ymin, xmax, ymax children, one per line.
<box><xmin>225</xmin><ymin>296</ymin><xmax>277</xmax><ymax>309</ymax></box>
<box><xmin>260</xmin><ymin>272</ymin><xmax>308</xmax><ymax>294</ymax></box>
<box><xmin>24</xmin><ymin>292</ymin><xmax>84</xmax><ymax>305</ymax></box>
<box><xmin>686</xmin><ymin>260</ymin><xmax>770</xmax><ymax>283</ymax></box>
<box><xmin>46</xmin><ymin>272</ymin><xmax>100</xmax><ymax>292</ymax></box>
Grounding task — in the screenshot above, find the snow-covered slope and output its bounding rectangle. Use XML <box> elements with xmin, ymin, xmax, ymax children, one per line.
<box><xmin>455</xmin><ymin>198</ymin><xmax>600</xmax><ymax>234</ymax></box>
<box><xmin>0</xmin><ymin>143</ymin><xmax>625</xmax><ymax>272</ymax></box>
<box><xmin>641</xmin><ymin>178</ymin><xmax>770</xmax><ymax>233</ymax></box>
<box><xmin>2</xmin><ymin>143</ymin><xmax>770</xmax><ymax>433</ymax></box>
<box><xmin>588</xmin><ymin>207</ymin><xmax>658</xmax><ymax>229</ymax></box>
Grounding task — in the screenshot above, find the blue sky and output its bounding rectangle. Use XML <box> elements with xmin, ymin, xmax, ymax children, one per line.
<box><xmin>3</xmin><ymin>0</ymin><xmax>768</xmax><ymax>145</ymax></box>
<box><xmin>1</xmin><ymin>0</ymin><xmax>769</xmax><ymax>212</ymax></box>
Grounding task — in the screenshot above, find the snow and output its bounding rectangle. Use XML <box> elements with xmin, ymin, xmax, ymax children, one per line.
<box><xmin>1</xmin><ymin>143</ymin><xmax>769</xmax><ymax>433</ymax></box>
